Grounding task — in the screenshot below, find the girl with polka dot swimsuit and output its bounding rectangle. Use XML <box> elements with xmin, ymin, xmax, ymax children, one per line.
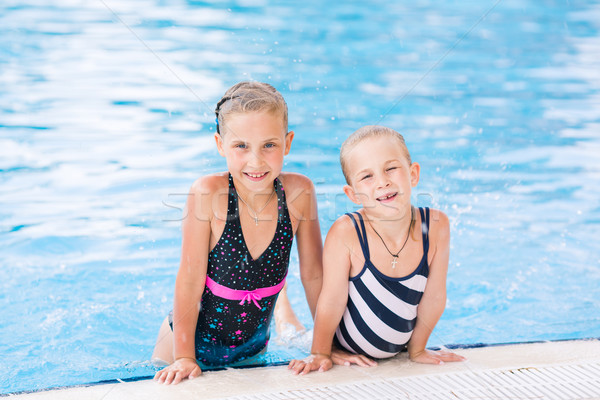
<box><xmin>153</xmin><ymin>82</ymin><xmax>323</xmax><ymax>385</ymax></box>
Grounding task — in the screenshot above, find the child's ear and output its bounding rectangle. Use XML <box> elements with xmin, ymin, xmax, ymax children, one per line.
<box><xmin>343</xmin><ymin>184</ymin><xmax>362</xmax><ymax>205</ymax></box>
<box><xmin>214</xmin><ymin>133</ymin><xmax>226</xmax><ymax>157</ymax></box>
<box><xmin>284</xmin><ymin>131</ymin><xmax>295</xmax><ymax>155</ymax></box>
<box><xmin>410</xmin><ymin>162</ymin><xmax>420</xmax><ymax>187</ymax></box>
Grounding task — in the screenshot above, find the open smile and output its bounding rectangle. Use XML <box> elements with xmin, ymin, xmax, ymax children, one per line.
<box><xmin>244</xmin><ymin>171</ymin><xmax>269</xmax><ymax>181</ymax></box>
<box><xmin>376</xmin><ymin>192</ymin><xmax>397</xmax><ymax>202</ymax></box>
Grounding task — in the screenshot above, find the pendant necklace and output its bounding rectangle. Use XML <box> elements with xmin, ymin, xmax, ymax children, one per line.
<box><xmin>367</xmin><ymin>207</ymin><xmax>413</xmax><ymax>269</ymax></box>
<box><xmin>237</xmin><ymin>189</ymin><xmax>276</xmax><ymax>225</ymax></box>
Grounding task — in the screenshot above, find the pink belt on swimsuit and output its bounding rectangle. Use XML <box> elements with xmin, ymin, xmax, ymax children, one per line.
<box><xmin>205</xmin><ymin>275</ymin><xmax>286</xmax><ymax>309</ymax></box>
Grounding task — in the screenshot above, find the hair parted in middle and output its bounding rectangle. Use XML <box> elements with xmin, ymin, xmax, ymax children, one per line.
<box><xmin>215</xmin><ymin>81</ymin><xmax>288</xmax><ymax>135</ymax></box>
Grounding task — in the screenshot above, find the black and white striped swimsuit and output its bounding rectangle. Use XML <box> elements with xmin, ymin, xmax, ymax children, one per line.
<box><xmin>334</xmin><ymin>208</ymin><xmax>430</xmax><ymax>359</ymax></box>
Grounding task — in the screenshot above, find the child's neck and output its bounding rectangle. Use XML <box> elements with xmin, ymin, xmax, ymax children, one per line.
<box><xmin>363</xmin><ymin>207</ymin><xmax>413</xmax><ymax>241</ymax></box>
<box><xmin>233</xmin><ymin>179</ymin><xmax>276</xmax><ymax>210</ymax></box>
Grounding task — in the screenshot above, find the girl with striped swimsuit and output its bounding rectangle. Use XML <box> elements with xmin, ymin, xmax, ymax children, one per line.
<box><xmin>290</xmin><ymin>125</ymin><xmax>465</xmax><ymax>374</ymax></box>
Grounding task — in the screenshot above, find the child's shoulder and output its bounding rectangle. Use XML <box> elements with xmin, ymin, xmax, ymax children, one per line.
<box><xmin>278</xmin><ymin>173</ymin><xmax>317</xmax><ymax>219</ymax></box>
<box><xmin>326</xmin><ymin>212</ymin><xmax>363</xmax><ymax>239</ymax></box>
<box><xmin>189</xmin><ymin>172</ymin><xmax>229</xmax><ymax>195</ymax></box>
<box><xmin>422</xmin><ymin>207</ymin><xmax>450</xmax><ymax>241</ymax></box>
<box><xmin>278</xmin><ymin>172</ymin><xmax>315</xmax><ymax>192</ymax></box>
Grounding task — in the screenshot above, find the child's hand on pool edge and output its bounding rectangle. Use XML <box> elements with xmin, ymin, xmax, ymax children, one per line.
<box><xmin>288</xmin><ymin>353</ymin><xmax>333</xmax><ymax>375</ymax></box>
<box><xmin>331</xmin><ymin>347</ymin><xmax>377</xmax><ymax>368</ymax></box>
<box><xmin>409</xmin><ymin>348</ymin><xmax>466</xmax><ymax>365</ymax></box>
<box><xmin>154</xmin><ymin>357</ymin><xmax>202</xmax><ymax>385</ymax></box>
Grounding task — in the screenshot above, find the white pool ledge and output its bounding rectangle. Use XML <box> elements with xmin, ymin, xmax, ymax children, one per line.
<box><xmin>9</xmin><ymin>339</ymin><xmax>600</xmax><ymax>400</ymax></box>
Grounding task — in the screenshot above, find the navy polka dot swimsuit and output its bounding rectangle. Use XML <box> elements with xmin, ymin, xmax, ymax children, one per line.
<box><xmin>170</xmin><ymin>174</ymin><xmax>293</xmax><ymax>366</ymax></box>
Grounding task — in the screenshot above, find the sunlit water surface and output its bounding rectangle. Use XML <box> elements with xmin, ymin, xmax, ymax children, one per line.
<box><xmin>1</xmin><ymin>0</ymin><xmax>600</xmax><ymax>394</ymax></box>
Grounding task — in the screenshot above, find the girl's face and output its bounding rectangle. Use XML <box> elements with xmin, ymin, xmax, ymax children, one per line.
<box><xmin>215</xmin><ymin>110</ymin><xmax>294</xmax><ymax>193</ymax></box>
<box><xmin>343</xmin><ymin>136</ymin><xmax>419</xmax><ymax>219</ymax></box>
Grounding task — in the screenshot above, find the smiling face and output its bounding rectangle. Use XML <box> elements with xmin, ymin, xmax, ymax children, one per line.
<box><xmin>215</xmin><ymin>110</ymin><xmax>294</xmax><ymax>194</ymax></box>
<box><xmin>343</xmin><ymin>135</ymin><xmax>419</xmax><ymax>218</ymax></box>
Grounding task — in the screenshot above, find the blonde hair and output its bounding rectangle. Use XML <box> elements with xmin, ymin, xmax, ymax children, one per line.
<box><xmin>340</xmin><ymin>125</ymin><xmax>417</xmax><ymax>238</ymax></box>
<box><xmin>215</xmin><ymin>81</ymin><xmax>288</xmax><ymax>135</ymax></box>
<box><xmin>340</xmin><ymin>125</ymin><xmax>412</xmax><ymax>185</ymax></box>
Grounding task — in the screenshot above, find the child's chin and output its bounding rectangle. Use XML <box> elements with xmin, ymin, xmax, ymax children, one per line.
<box><xmin>375</xmin><ymin>203</ymin><xmax>403</xmax><ymax>216</ymax></box>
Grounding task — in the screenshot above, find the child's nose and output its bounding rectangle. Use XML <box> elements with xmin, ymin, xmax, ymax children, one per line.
<box><xmin>247</xmin><ymin>148</ymin><xmax>263</xmax><ymax>167</ymax></box>
<box><xmin>376</xmin><ymin>174</ymin><xmax>390</xmax><ymax>188</ymax></box>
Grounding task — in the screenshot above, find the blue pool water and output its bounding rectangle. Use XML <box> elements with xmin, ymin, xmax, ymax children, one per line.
<box><xmin>2</xmin><ymin>0</ymin><xmax>600</xmax><ymax>394</ymax></box>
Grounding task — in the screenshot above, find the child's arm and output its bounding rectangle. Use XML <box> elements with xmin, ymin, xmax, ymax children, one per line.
<box><xmin>407</xmin><ymin>210</ymin><xmax>465</xmax><ymax>364</ymax></box>
<box><xmin>289</xmin><ymin>217</ymin><xmax>374</xmax><ymax>374</ymax></box>
<box><xmin>291</xmin><ymin>176</ymin><xmax>323</xmax><ymax>317</ymax></box>
<box><xmin>155</xmin><ymin>178</ymin><xmax>215</xmax><ymax>384</ymax></box>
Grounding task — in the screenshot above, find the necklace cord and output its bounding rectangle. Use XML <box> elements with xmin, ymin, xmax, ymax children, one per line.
<box><xmin>236</xmin><ymin>189</ymin><xmax>276</xmax><ymax>223</ymax></box>
<box><xmin>367</xmin><ymin>206</ymin><xmax>414</xmax><ymax>258</ymax></box>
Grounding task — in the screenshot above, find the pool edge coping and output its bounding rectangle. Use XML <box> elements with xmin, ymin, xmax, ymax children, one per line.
<box><xmin>4</xmin><ymin>336</ymin><xmax>600</xmax><ymax>397</ymax></box>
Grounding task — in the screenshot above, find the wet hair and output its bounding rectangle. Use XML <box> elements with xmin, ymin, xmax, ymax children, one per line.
<box><xmin>340</xmin><ymin>125</ymin><xmax>412</xmax><ymax>185</ymax></box>
<box><xmin>214</xmin><ymin>81</ymin><xmax>288</xmax><ymax>135</ymax></box>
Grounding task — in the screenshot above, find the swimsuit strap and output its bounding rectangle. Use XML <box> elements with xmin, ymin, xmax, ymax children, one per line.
<box><xmin>227</xmin><ymin>173</ymin><xmax>240</xmax><ymax>220</ymax></box>
<box><xmin>345</xmin><ymin>212</ymin><xmax>370</xmax><ymax>260</ymax></box>
<box><xmin>273</xmin><ymin>174</ymin><xmax>290</xmax><ymax>224</ymax></box>
<box><xmin>418</xmin><ymin>207</ymin><xmax>430</xmax><ymax>255</ymax></box>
